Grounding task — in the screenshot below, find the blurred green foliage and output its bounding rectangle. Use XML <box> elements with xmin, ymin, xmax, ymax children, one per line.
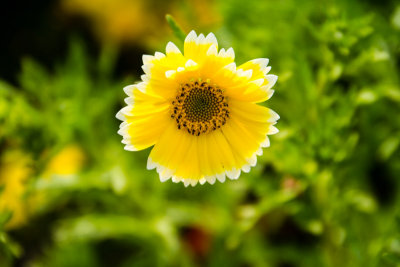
<box><xmin>1</xmin><ymin>0</ymin><xmax>400</xmax><ymax>266</ymax></box>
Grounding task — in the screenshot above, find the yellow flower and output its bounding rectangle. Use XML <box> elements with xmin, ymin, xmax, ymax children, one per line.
<box><xmin>26</xmin><ymin>145</ymin><xmax>86</xmax><ymax>214</ymax></box>
<box><xmin>42</xmin><ymin>144</ymin><xmax>86</xmax><ymax>178</ymax></box>
<box><xmin>62</xmin><ymin>0</ymin><xmax>154</xmax><ymax>44</ymax></box>
<box><xmin>117</xmin><ymin>31</ymin><xmax>279</xmax><ymax>186</ymax></box>
<box><xmin>0</xmin><ymin>150</ymin><xmax>32</xmax><ymax>229</ymax></box>
<box><xmin>61</xmin><ymin>0</ymin><xmax>220</xmax><ymax>46</ymax></box>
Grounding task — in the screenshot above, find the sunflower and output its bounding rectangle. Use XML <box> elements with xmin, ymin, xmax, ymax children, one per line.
<box><xmin>117</xmin><ymin>31</ymin><xmax>279</xmax><ymax>186</ymax></box>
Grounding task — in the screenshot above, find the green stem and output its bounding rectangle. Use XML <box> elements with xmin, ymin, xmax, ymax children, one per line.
<box><xmin>165</xmin><ymin>14</ymin><xmax>186</xmax><ymax>43</ymax></box>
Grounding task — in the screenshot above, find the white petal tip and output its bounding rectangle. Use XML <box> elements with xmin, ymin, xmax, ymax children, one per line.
<box><xmin>206</xmin><ymin>176</ymin><xmax>216</xmax><ymax>185</ymax></box>
<box><xmin>268</xmin><ymin>109</ymin><xmax>280</xmax><ymax>122</ymax></box>
<box><xmin>264</xmin><ymin>66</ymin><xmax>272</xmax><ymax>74</ymax></box>
<box><xmin>160</xmin><ymin>176</ymin><xmax>170</xmax><ymax>182</ymax></box>
<box><xmin>238</xmin><ymin>69</ymin><xmax>252</xmax><ymax>80</ymax></box>
<box><xmin>172</xmin><ymin>176</ymin><xmax>181</xmax><ymax>183</ymax></box>
<box><xmin>136</xmin><ymin>83</ymin><xmax>147</xmax><ymax>92</ymax></box>
<box><xmin>155</xmin><ymin>52</ymin><xmax>165</xmax><ymax>59</ymax></box>
<box><xmin>226</xmin><ymin>47</ymin><xmax>235</xmax><ymax>59</ymax></box>
<box><xmin>116</xmin><ymin>111</ymin><xmax>125</xmax><ymax>121</ymax></box>
<box><xmin>166</xmin><ymin>42</ymin><xmax>181</xmax><ymax>54</ymax></box>
<box><xmin>269</xmin><ymin>126</ymin><xmax>279</xmax><ymax>135</ymax></box>
<box><xmin>196</xmin><ymin>34</ymin><xmax>206</xmax><ymax>44</ymax></box>
<box><xmin>141</xmin><ymin>64</ymin><xmax>152</xmax><ymax>74</ymax></box>
<box><xmin>206</xmin><ymin>44</ymin><xmax>218</xmax><ymax>56</ymax></box>
<box><xmin>267</xmin><ymin>74</ymin><xmax>278</xmax><ymax>87</ymax></box>
<box><xmin>141</xmin><ymin>75</ymin><xmax>149</xmax><ymax>82</ymax></box>
<box><xmin>124</xmin><ymin>97</ymin><xmax>134</xmax><ymax>105</ymax></box>
<box><xmin>147</xmin><ymin>157</ymin><xmax>157</xmax><ymax>170</ymax></box>
<box><xmin>124</xmin><ymin>145</ymin><xmax>136</xmax><ymax>151</ymax></box>
<box><xmin>250</xmin><ymin>78</ymin><xmax>264</xmax><ymax>87</ymax></box>
<box><xmin>251</xmin><ymin>58</ymin><xmax>269</xmax><ymax>67</ymax></box>
<box><xmin>142</xmin><ymin>55</ymin><xmax>154</xmax><ymax>65</ymax></box>
<box><xmin>159</xmin><ymin>168</ymin><xmax>173</xmax><ymax>182</ymax></box>
<box><xmin>185</xmin><ymin>59</ymin><xmax>198</xmax><ymax>68</ymax></box>
<box><xmin>224</xmin><ymin>62</ymin><xmax>236</xmax><ymax>72</ymax></box>
<box><xmin>185</xmin><ymin>30</ymin><xmax>197</xmax><ymax>43</ymax></box>
<box><xmin>216</xmin><ymin>173</ymin><xmax>226</xmax><ymax>183</ymax></box>
<box><xmin>165</xmin><ymin>70</ymin><xmax>176</xmax><ymax>79</ymax></box>
<box><xmin>247</xmin><ymin>155</ymin><xmax>257</xmax><ymax>167</ymax></box>
<box><xmin>205</xmin><ymin>32</ymin><xmax>218</xmax><ymax>46</ymax></box>
<box><xmin>242</xmin><ymin>165</ymin><xmax>251</xmax><ymax>173</ymax></box>
<box><xmin>226</xmin><ymin>169</ymin><xmax>241</xmax><ymax>180</ymax></box>
<box><xmin>261</xmin><ymin>136</ymin><xmax>270</xmax><ymax>147</ymax></box>
<box><xmin>266</xmin><ymin>89</ymin><xmax>275</xmax><ymax>99</ymax></box>
<box><xmin>123</xmin><ymin>85</ymin><xmax>135</xmax><ymax>96</ymax></box>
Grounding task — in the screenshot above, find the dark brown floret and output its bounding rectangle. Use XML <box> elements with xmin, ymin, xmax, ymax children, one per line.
<box><xmin>170</xmin><ymin>79</ymin><xmax>230</xmax><ymax>136</ymax></box>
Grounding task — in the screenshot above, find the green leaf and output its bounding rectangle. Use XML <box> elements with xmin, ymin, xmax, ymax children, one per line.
<box><xmin>165</xmin><ymin>14</ymin><xmax>186</xmax><ymax>43</ymax></box>
<box><xmin>0</xmin><ymin>211</ymin><xmax>12</xmax><ymax>229</ymax></box>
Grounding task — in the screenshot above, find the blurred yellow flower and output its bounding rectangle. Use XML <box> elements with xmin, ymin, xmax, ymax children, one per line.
<box><xmin>62</xmin><ymin>0</ymin><xmax>154</xmax><ymax>44</ymax></box>
<box><xmin>42</xmin><ymin>144</ymin><xmax>86</xmax><ymax>178</ymax></box>
<box><xmin>0</xmin><ymin>150</ymin><xmax>32</xmax><ymax>229</ymax></box>
<box><xmin>27</xmin><ymin>145</ymin><xmax>86</xmax><ymax>214</ymax></box>
<box><xmin>117</xmin><ymin>31</ymin><xmax>279</xmax><ymax>186</ymax></box>
<box><xmin>61</xmin><ymin>0</ymin><xmax>220</xmax><ymax>45</ymax></box>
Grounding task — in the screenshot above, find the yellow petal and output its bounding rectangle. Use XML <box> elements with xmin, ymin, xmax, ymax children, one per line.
<box><xmin>184</xmin><ymin>31</ymin><xmax>220</xmax><ymax>65</ymax></box>
<box><xmin>229</xmin><ymin>99</ymin><xmax>279</xmax><ymax>123</ymax></box>
<box><xmin>117</xmin><ymin>86</ymin><xmax>171</xmax><ymax>151</ymax></box>
<box><xmin>238</xmin><ymin>58</ymin><xmax>270</xmax><ymax>81</ymax></box>
<box><xmin>142</xmin><ymin>50</ymin><xmax>186</xmax><ymax>99</ymax></box>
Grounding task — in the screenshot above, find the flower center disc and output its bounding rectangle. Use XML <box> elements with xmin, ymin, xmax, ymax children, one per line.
<box><xmin>171</xmin><ymin>79</ymin><xmax>229</xmax><ymax>136</ymax></box>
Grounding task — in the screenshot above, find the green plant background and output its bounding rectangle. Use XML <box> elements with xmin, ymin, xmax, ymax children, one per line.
<box><xmin>1</xmin><ymin>0</ymin><xmax>400</xmax><ymax>266</ymax></box>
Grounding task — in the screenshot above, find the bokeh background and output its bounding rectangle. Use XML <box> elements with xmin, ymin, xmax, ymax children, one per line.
<box><xmin>1</xmin><ymin>0</ymin><xmax>400</xmax><ymax>266</ymax></box>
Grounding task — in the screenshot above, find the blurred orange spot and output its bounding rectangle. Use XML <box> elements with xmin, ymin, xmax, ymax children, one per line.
<box><xmin>281</xmin><ymin>175</ymin><xmax>302</xmax><ymax>193</ymax></box>
<box><xmin>182</xmin><ymin>226</ymin><xmax>212</xmax><ymax>259</ymax></box>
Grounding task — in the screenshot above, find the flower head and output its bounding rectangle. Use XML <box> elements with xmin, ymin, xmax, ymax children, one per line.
<box><xmin>117</xmin><ymin>31</ymin><xmax>279</xmax><ymax>186</ymax></box>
